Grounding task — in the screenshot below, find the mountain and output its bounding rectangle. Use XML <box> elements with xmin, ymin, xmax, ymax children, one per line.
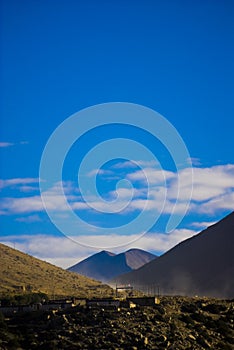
<box><xmin>0</xmin><ymin>243</ymin><xmax>112</xmax><ymax>298</ymax></box>
<box><xmin>68</xmin><ymin>249</ymin><xmax>156</xmax><ymax>282</ymax></box>
<box><xmin>113</xmin><ymin>212</ymin><xmax>234</xmax><ymax>299</ymax></box>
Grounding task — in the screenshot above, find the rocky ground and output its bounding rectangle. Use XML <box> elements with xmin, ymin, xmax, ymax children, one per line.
<box><xmin>0</xmin><ymin>296</ymin><xmax>233</xmax><ymax>350</ymax></box>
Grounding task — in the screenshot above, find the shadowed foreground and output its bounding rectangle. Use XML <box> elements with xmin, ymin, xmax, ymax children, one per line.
<box><xmin>0</xmin><ymin>296</ymin><xmax>233</xmax><ymax>349</ymax></box>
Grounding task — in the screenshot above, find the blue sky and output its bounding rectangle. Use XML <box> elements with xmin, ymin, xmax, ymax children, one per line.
<box><xmin>0</xmin><ymin>0</ymin><xmax>234</xmax><ymax>268</ymax></box>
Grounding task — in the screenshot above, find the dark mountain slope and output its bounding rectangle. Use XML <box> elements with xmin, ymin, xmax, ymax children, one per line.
<box><xmin>68</xmin><ymin>248</ymin><xmax>156</xmax><ymax>282</ymax></box>
<box><xmin>114</xmin><ymin>212</ymin><xmax>234</xmax><ymax>298</ymax></box>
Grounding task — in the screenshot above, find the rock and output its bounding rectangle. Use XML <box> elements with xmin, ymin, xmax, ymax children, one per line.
<box><xmin>181</xmin><ymin>302</ymin><xmax>198</xmax><ymax>314</ymax></box>
<box><xmin>197</xmin><ymin>336</ymin><xmax>212</xmax><ymax>348</ymax></box>
<box><xmin>188</xmin><ymin>334</ymin><xmax>196</xmax><ymax>341</ymax></box>
<box><xmin>1</xmin><ymin>296</ymin><xmax>233</xmax><ymax>349</ymax></box>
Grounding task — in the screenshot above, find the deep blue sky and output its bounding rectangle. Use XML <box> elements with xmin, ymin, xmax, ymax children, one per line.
<box><xmin>0</xmin><ymin>0</ymin><xmax>234</xmax><ymax>267</ymax></box>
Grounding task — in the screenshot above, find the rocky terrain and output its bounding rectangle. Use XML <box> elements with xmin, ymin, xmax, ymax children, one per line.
<box><xmin>68</xmin><ymin>249</ymin><xmax>156</xmax><ymax>282</ymax></box>
<box><xmin>0</xmin><ymin>296</ymin><xmax>233</xmax><ymax>349</ymax></box>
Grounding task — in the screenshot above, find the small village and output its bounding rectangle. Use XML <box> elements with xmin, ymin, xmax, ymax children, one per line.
<box><xmin>0</xmin><ymin>285</ymin><xmax>160</xmax><ymax>316</ymax></box>
<box><xmin>1</xmin><ymin>292</ymin><xmax>233</xmax><ymax>350</ymax></box>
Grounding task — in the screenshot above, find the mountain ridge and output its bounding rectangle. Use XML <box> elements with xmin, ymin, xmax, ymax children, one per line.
<box><xmin>68</xmin><ymin>248</ymin><xmax>157</xmax><ymax>282</ymax></box>
<box><xmin>113</xmin><ymin>212</ymin><xmax>234</xmax><ymax>298</ymax></box>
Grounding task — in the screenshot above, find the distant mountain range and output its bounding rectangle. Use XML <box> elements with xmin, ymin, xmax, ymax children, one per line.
<box><xmin>0</xmin><ymin>243</ymin><xmax>112</xmax><ymax>298</ymax></box>
<box><xmin>68</xmin><ymin>249</ymin><xmax>157</xmax><ymax>282</ymax></box>
<box><xmin>113</xmin><ymin>212</ymin><xmax>234</xmax><ymax>299</ymax></box>
<box><xmin>2</xmin><ymin>211</ymin><xmax>233</xmax><ymax>299</ymax></box>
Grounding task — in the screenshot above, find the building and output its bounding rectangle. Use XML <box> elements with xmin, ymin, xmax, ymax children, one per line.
<box><xmin>127</xmin><ymin>296</ymin><xmax>160</xmax><ymax>307</ymax></box>
<box><xmin>0</xmin><ymin>298</ymin><xmax>74</xmax><ymax>315</ymax></box>
<box><xmin>86</xmin><ymin>298</ymin><xmax>120</xmax><ymax>309</ymax></box>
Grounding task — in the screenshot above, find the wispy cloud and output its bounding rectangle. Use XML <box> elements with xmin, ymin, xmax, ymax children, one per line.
<box><xmin>192</xmin><ymin>191</ymin><xmax>234</xmax><ymax>214</ymax></box>
<box><xmin>18</xmin><ymin>186</ymin><xmax>40</xmax><ymax>193</ymax></box>
<box><xmin>87</xmin><ymin>169</ymin><xmax>115</xmax><ymax>177</ymax></box>
<box><xmin>0</xmin><ymin>141</ymin><xmax>29</xmax><ymax>148</ymax></box>
<box><xmin>187</xmin><ymin>157</ymin><xmax>201</xmax><ymax>166</ymax></box>
<box><xmin>111</xmin><ymin>160</ymin><xmax>158</xmax><ymax>169</ymax></box>
<box><xmin>190</xmin><ymin>221</ymin><xmax>217</xmax><ymax>228</ymax></box>
<box><xmin>0</xmin><ymin>178</ymin><xmax>39</xmax><ymax>189</ymax></box>
<box><xmin>16</xmin><ymin>214</ymin><xmax>42</xmax><ymax>223</ymax></box>
<box><xmin>0</xmin><ymin>142</ymin><xmax>14</xmax><ymax>148</ymax></box>
<box><xmin>0</xmin><ymin>180</ymin><xmax>81</xmax><ymax>215</ymax></box>
<box><xmin>0</xmin><ymin>196</ymin><xmax>44</xmax><ymax>214</ymax></box>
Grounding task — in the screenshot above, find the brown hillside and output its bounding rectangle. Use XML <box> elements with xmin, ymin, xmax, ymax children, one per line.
<box><xmin>0</xmin><ymin>243</ymin><xmax>112</xmax><ymax>298</ymax></box>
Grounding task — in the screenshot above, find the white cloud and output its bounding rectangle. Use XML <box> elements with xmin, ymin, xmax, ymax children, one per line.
<box><xmin>0</xmin><ymin>178</ymin><xmax>39</xmax><ymax>189</ymax></box>
<box><xmin>168</xmin><ymin>164</ymin><xmax>234</xmax><ymax>202</ymax></box>
<box><xmin>135</xmin><ymin>229</ymin><xmax>197</xmax><ymax>252</ymax></box>
<box><xmin>45</xmin><ymin>258</ymin><xmax>86</xmax><ymax>269</ymax></box>
<box><xmin>111</xmin><ymin>160</ymin><xmax>138</xmax><ymax>169</ymax></box>
<box><xmin>1</xmin><ymin>164</ymin><xmax>233</xmax><ymax>219</ymax></box>
<box><xmin>0</xmin><ymin>141</ymin><xmax>29</xmax><ymax>148</ymax></box>
<box><xmin>0</xmin><ymin>180</ymin><xmax>84</xmax><ymax>215</ymax></box>
<box><xmin>16</xmin><ymin>215</ymin><xmax>42</xmax><ymax>223</ymax></box>
<box><xmin>108</xmin><ymin>186</ymin><xmax>147</xmax><ymax>202</ymax></box>
<box><xmin>123</xmin><ymin>163</ymin><xmax>234</xmax><ymax>215</ymax></box>
<box><xmin>111</xmin><ymin>160</ymin><xmax>158</xmax><ymax>169</ymax></box>
<box><xmin>192</xmin><ymin>165</ymin><xmax>234</xmax><ymax>188</ymax></box>
<box><xmin>188</xmin><ymin>157</ymin><xmax>201</xmax><ymax>166</ymax></box>
<box><xmin>18</xmin><ymin>186</ymin><xmax>39</xmax><ymax>193</ymax></box>
<box><xmin>0</xmin><ymin>142</ymin><xmax>14</xmax><ymax>148</ymax></box>
<box><xmin>127</xmin><ymin>167</ymin><xmax>175</xmax><ymax>185</ymax></box>
<box><xmin>0</xmin><ymin>236</ymin><xmax>93</xmax><ymax>269</ymax></box>
<box><xmin>0</xmin><ymin>229</ymin><xmax>197</xmax><ymax>269</ymax></box>
<box><xmin>0</xmin><ymin>196</ymin><xmax>44</xmax><ymax>214</ymax></box>
<box><xmin>135</xmin><ymin>160</ymin><xmax>159</xmax><ymax>167</ymax></box>
<box><xmin>87</xmin><ymin>169</ymin><xmax>115</xmax><ymax>177</ymax></box>
<box><xmin>190</xmin><ymin>221</ymin><xmax>217</xmax><ymax>228</ymax></box>
<box><xmin>192</xmin><ymin>191</ymin><xmax>234</xmax><ymax>214</ymax></box>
